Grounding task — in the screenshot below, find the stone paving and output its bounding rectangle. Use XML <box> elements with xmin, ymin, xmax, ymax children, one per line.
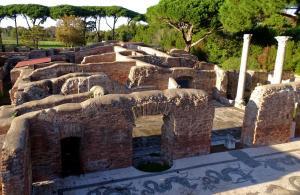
<box><xmin>33</xmin><ymin>139</ymin><xmax>300</xmax><ymax>195</ymax></box>
<box><xmin>212</xmin><ymin>101</ymin><xmax>244</xmax><ymax>131</ymax></box>
<box><xmin>132</xmin><ymin>101</ymin><xmax>245</xmax><ymax>138</ymax></box>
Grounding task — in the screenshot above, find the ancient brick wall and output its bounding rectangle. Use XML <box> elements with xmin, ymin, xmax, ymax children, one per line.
<box><xmin>136</xmin><ymin>46</ymin><xmax>171</xmax><ymax>57</ymax></box>
<box><xmin>11</xmin><ymin>61</ymin><xmax>135</xmax><ymax>105</ymax></box>
<box><xmin>1</xmin><ymin>117</ymin><xmax>32</xmax><ymax>195</ymax></box>
<box><xmin>86</xmin><ymin>62</ymin><xmax>135</xmax><ymax>85</ymax></box>
<box><xmin>27</xmin><ymin>89</ymin><xmax>213</xmax><ymax>181</ymax></box>
<box><xmin>290</xmin><ymin>82</ymin><xmax>300</xmax><ymax>137</ymax></box>
<box><xmin>241</xmin><ymin>83</ymin><xmax>295</xmax><ymax>146</ymax></box>
<box><xmin>129</xmin><ymin>66</ymin><xmax>216</xmax><ymax>96</ymax></box>
<box><xmin>12</xmin><ymin>72</ymin><xmax>129</xmax><ymax>105</ymax></box>
<box><xmin>131</xmin><ymin>56</ymin><xmax>197</xmax><ymax>68</ymax></box>
<box><xmin>1</xmin><ymin>89</ymin><xmax>213</xmax><ymax>194</ymax></box>
<box><xmin>81</xmin><ymin>52</ymin><xmax>116</xmax><ymax>64</ymax></box>
<box><xmin>28</xmin><ymin>61</ymin><xmax>136</xmax><ymax>85</ymax></box>
<box><xmin>214</xmin><ymin>66</ymin><xmax>228</xmax><ymax>98</ymax></box>
<box><xmin>0</xmin><ymin>92</ymin><xmax>91</xmax><ymax>139</ymax></box>
<box><xmin>74</xmin><ymin>45</ymin><xmax>114</xmax><ymax>63</ymax></box>
<box><xmin>226</xmin><ymin>70</ymin><xmax>294</xmax><ymax>101</ymax></box>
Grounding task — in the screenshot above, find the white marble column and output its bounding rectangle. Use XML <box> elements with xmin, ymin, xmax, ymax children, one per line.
<box><xmin>272</xmin><ymin>36</ymin><xmax>290</xmax><ymax>84</ymax></box>
<box><xmin>235</xmin><ymin>34</ymin><xmax>252</xmax><ymax>106</ymax></box>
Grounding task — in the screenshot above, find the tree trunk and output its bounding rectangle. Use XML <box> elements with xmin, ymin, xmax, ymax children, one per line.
<box><xmin>0</xmin><ymin>28</ymin><xmax>2</xmax><ymax>45</ymax></box>
<box><xmin>184</xmin><ymin>42</ymin><xmax>192</xmax><ymax>52</ymax></box>
<box><xmin>183</xmin><ymin>34</ymin><xmax>192</xmax><ymax>52</ymax></box>
<box><xmin>14</xmin><ymin>16</ymin><xmax>19</xmax><ymax>46</ymax></box>
<box><xmin>0</xmin><ymin>29</ymin><xmax>3</xmax><ymax>52</ymax></box>
<box><xmin>83</xmin><ymin>18</ymin><xmax>87</xmax><ymax>45</ymax></box>
<box><xmin>112</xmin><ymin>17</ymin><xmax>117</xmax><ymax>40</ymax></box>
<box><xmin>36</xmin><ymin>39</ymin><xmax>39</xmax><ymax>49</ymax></box>
<box><xmin>180</xmin><ymin>25</ymin><xmax>193</xmax><ymax>52</ymax></box>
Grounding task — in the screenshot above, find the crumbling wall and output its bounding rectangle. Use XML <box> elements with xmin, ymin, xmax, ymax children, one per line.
<box><xmin>74</xmin><ymin>45</ymin><xmax>114</xmax><ymax>63</ymax></box>
<box><xmin>11</xmin><ymin>73</ymin><xmax>96</xmax><ymax>105</ymax></box>
<box><xmin>61</xmin><ymin>74</ymin><xmax>129</xmax><ymax>95</ymax></box>
<box><xmin>0</xmin><ymin>66</ymin><xmax>4</xmax><ymax>94</ymax></box>
<box><xmin>0</xmin><ymin>92</ymin><xmax>92</xmax><ymax>135</ymax></box>
<box><xmin>12</xmin><ymin>72</ymin><xmax>129</xmax><ymax>105</ymax></box>
<box><xmin>129</xmin><ymin>66</ymin><xmax>216</xmax><ymax>96</ymax></box>
<box><xmin>241</xmin><ymin>83</ymin><xmax>295</xmax><ymax>146</ymax></box>
<box><xmin>1</xmin><ymin>89</ymin><xmax>213</xmax><ymax>194</ymax></box>
<box><xmin>1</xmin><ymin>116</ymin><xmax>32</xmax><ymax>195</ymax></box>
<box><xmin>28</xmin><ymin>61</ymin><xmax>136</xmax><ymax>85</ymax></box>
<box><xmin>226</xmin><ymin>70</ymin><xmax>294</xmax><ymax>101</ymax></box>
<box><xmin>136</xmin><ymin>46</ymin><xmax>171</xmax><ymax>57</ymax></box>
<box><xmin>131</xmin><ymin>56</ymin><xmax>197</xmax><ymax>68</ymax></box>
<box><xmin>290</xmin><ymin>82</ymin><xmax>300</xmax><ymax>137</ymax></box>
<box><xmin>81</xmin><ymin>52</ymin><xmax>116</xmax><ymax>64</ymax></box>
<box><xmin>226</xmin><ymin>71</ymin><xmax>269</xmax><ymax>100</ymax></box>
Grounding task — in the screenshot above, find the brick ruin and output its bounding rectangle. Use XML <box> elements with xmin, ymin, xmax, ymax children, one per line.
<box><xmin>0</xmin><ymin>42</ymin><xmax>299</xmax><ymax>195</ymax></box>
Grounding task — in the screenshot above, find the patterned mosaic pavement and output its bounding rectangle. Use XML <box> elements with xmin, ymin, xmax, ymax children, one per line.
<box><xmin>33</xmin><ymin>139</ymin><xmax>300</xmax><ymax>195</ymax></box>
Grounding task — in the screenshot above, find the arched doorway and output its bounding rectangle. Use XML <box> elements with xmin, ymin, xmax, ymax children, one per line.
<box><xmin>175</xmin><ymin>76</ymin><xmax>193</xmax><ymax>88</ymax></box>
<box><xmin>60</xmin><ymin>137</ymin><xmax>81</xmax><ymax>177</ymax></box>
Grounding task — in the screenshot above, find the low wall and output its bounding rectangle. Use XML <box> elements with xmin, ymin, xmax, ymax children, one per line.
<box><xmin>226</xmin><ymin>70</ymin><xmax>294</xmax><ymax>101</ymax></box>
<box><xmin>81</xmin><ymin>52</ymin><xmax>116</xmax><ymax>64</ymax></box>
<box><xmin>0</xmin><ymin>92</ymin><xmax>92</xmax><ymax>135</ymax></box>
<box><xmin>11</xmin><ymin>72</ymin><xmax>129</xmax><ymax>105</ymax></box>
<box><xmin>129</xmin><ymin>66</ymin><xmax>216</xmax><ymax>96</ymax></box>
<box><xmin>131</xmin><ymin>56</ymin><xmax>197</xmax><ymax>68</ymax></box>
<box><xmin>136</xmin><ymin>46</ymin><xmax>171</xmax><ymax>57</ymax></box>
<box><xmin>29</xmin><ymin>61</ymin><xmax>136</xmax><ymax>85</ymax></box>
<box><xmin>74</xmin><ymin>45</ymin><xmax>114</xmax><ymax>63</ymax></box>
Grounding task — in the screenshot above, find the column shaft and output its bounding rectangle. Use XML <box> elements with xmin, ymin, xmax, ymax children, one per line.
<box><xmin>235</xmin><ymin>34</ymin><xmax>252</xmax><ymax>105</ymax></box>
<box><xmin>272</xmin><ymin>36</ymin><xmax>290</xmax><ymax>84</ymax></box>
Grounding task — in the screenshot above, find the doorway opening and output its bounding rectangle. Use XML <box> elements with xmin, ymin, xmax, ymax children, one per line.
<box><xmin>132</xmin><ymin>114</ymin><xmax>171</xmax><ymax>172</ymax></box>
<box><xmin>175</xmin><ymin>76</ymin><xmax>193</xmax><ymax>88</ymax></box>
<box><xmin>61</xmin><ymin>137</ymin><xmax>81</xmax><ymax>177</ymax></box>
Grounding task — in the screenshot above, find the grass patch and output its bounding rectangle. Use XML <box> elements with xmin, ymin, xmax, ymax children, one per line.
<box><xmin>137</xmin><ymin>162</ymin><xmax>171</xmax><ymax>172</ymax></box>
<box><xmin>3</xmin><ymin>39</ymin><xmax>65</xmax><ymax>48</ymax></box>
<box><xmin>2</xmin><ymin>38</ymin><xmax>99</xmax><ymax>49</ymax></box>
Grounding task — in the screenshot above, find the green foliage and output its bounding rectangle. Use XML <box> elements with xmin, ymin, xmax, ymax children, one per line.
<box><xmin>55</xmin><ymin>15</ymin><xmax>85</xmax><ymax>47</ymax></box>
<box><xmin>20</xmin><ymin>26</ymin><xmax>46</xmax><ymax>48</ymax></box>
<box><xmin>131</xmin><ymin>23</ymin><xmax>185</xmax><ymax>50</ymax></box>
<box><xmin>200</xmin><ymin>32</ymin><xmax>241</xmax><ymax>63</ymax></box>
<box><xmin>20</xmin><ymin>4</ymin><xmax>49</xmax><ymax>25</ymax></box>
<box><xmin>219</xmin><ymin>40</ymin><xmax>300</xmax><ymax>72</ymax></box>
<box><xmin>0</xmin><ymin>6</ymin><xmax>7</xmax><ymax>20</ymax></box>
<box><xmin>286</xmin><ymin>40</ymin><xmax>300</xmax><ymax>72</ymax></box>
<box><xmin>147</xmin><ymin>0</ymin><xmax>224</xmax><ymax>51</ymax></box>
<box><xmin>221</xmin><ymin>56</ymin><xmax>260</xmax><ymax>70</ymax></box>
<box><xmin>114</xmin><ymin>23</ymin><xmax>138</xmax><ymax>42</ymax></box>
<box><xmin>4</xmin><ymin>4</ymin><xmax>22</xmax><ymax>18</ymax></box>
<box><xmin>220</xmin><ymin>0</ymin><xmax>298</xmax><ymax>33</ymax></box>
<box><xmin>147</xmin><ymin>0</ymin><xmax>222</xmax><ymax>28</ymax></box>
<box><xmin>11</xmin><ymin>111</ymin><xmax>18</xmax><ymax>118</ymax></box>
<box><xmin>50</xmin><ymin>5</ymin><xmax>82</xmax><ymax>19</ymax></box>
<box><xmin>221</xmin><ymin>57</ymin><xmax>240</xmax><ymax>70</ymax></box>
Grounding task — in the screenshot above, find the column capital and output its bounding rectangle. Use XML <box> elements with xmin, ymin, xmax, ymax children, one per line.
<box><xmin>243</xmin><ymin>34</ymin><xmax>253</xmax><ymax>41</ymax></box>
<box><xmin>275</xmin><ymin>36</ymin><xmax>291</xmax><ymax>44</ymax></box>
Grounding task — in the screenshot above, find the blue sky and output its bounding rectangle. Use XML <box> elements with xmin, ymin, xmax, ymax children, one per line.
<box><xmin>0</xmin><ymin>0</ymin><xmax>159</xmax><ymax>29</ymax></box>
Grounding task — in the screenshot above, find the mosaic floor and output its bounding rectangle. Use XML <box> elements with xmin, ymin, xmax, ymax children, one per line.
<box><xmin>33</xmin><ymin>140</ymin><xmax>300</xmax><ymax>195</ymax></box>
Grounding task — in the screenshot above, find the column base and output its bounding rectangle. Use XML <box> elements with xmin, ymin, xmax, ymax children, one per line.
<box><xmin>234</xmin><ymin>99</ymin><xmax>246</xmax><ymax>109</ymax></box>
